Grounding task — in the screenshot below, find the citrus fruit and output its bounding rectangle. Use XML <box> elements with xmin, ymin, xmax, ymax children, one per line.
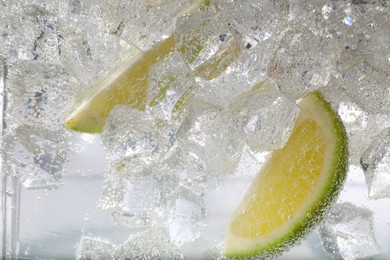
<box><xmin>65</xmin><ymin>0</ymin><xmax>225</xmax><ymax>133</ymax></box>
<box><xmin>225</xmin><ymin>91</ymin><xmax>348</xmax><ymax>258</ymax></box>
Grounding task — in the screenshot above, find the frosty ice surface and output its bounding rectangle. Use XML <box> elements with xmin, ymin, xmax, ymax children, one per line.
<box><xmin>360</xmin><ymin>128</ymin><xmax>390</xmax><ymax>199</ymax></box>
<box><xmin>1</xmin><ymin>0</ymin><xmax>390</xmax><ymax>258</ymax></box>
<box><xmin>319</xmin><ymin>202</ymin><xmax>382</xmax><ymax>259</ymax></box>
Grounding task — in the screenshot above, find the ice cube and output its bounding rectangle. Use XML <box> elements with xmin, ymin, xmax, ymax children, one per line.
<box><xmin>99</xmin><ymin>165</ymin><xmax>178</xmax><ymax>228</ymax></box>
<box><xmin>75</xmin><ymin>236</ymin><xmax>115</xmax><ymax>260</ymax></box>
<box><xmin>6</xmin><ymin>61</ymin><xmax>80</xmax><ymax>127</ymax></box>
<box><xmin>3</xmin><ymin>124</ymin><xmax>69</xmax><ymax>189</ymax></box>
<box><xmin>0</xmin><ymin>4</ymin><xmax>59</xmax><ymax>63</ymax></box>
<box><xmin>219</xmin><ymin>0</ymin><xmax>289</xmax><ymax>47</ymax></box>
<box><xmin>338</xmin><ymin>48</ymin><xmax>390</xmax><ymax>114</ymax></box>
<box><xmin>268</xmin><ymin>27</ymin><xmax>340</xmax><ymax>100</ymax></box>
<box><xmin>169</xmin><ymin>188</ymin><xmax>206</xmax><ymax>247</ymax></box>
<box><xmin>319</xmin><ymin>202</ymin><xmax>382</xmax><ymax>259</ymax></box>
<box><xmin>174</xmin><ymin>8</ymin><xmax>241</xmax><ymax>80</ymax></box>
<box><xmin>337</xmin><ymin>100</ymin><xmax>379</xmax><ymax>165</ymax></box>
<box><xmin>117</xmin><ymin>0</ymin><xmax>192</xmax><ymax>51</ymax></box>
<box><xmin>101</xmin><ymin>106</ymin><xmax>175</xmax><ymax>174</ymax></box>
<box><xmin>239</xmin><ymin>38</ymin><xmax>276</xmax><ymax>86</ymax></box>
<box><xmin>229</xmin><ymin>80</ymin><xmax>300</xmax><ymax>152</ymax></box>
<box><xmin>114</xmin><ymin>229</ymin><xmax>183</xmax><ymax>259</ymax></box>
<box><xmin>342</xmin><ymin>9</ymin><xmax>390</xmax><ymax>53</ymax></box>
<box><xmin>147</xmin><ymin>53</ymin><xmax>196</xmax><ymax>121</ymax></box>
<box><xmin>176</xmin><ymin>99</ymin><xmax>244</xmax><ymax>173</ymax></box>
<box><xmin>57</xmin><ymin>8</ymin><xmax>121</xmax><ymax>85</ymax></box>
<box><xmin>289</xmin><ymin>0</ymin><xmax>351</xmax><ymax>34</ymax></box>
<box><xmin>360</xmin><ymin>128</ymin><xmax>390</xmax><ymax>199</ymax></box>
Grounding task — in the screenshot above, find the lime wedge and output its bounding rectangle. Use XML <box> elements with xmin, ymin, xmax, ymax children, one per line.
<box><xmin>225</xmin><ymin>91</ymin><xmax>348</xmax><ymax>258</ymax></box>
<box><xmin>65</xmin><ymin>0</ymin><xmax>212</xmax><ymax>133</ymax></box>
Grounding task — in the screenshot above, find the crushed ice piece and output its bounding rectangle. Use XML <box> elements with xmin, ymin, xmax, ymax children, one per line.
<box><xmin>337</xmin><ymin>101</ymin><xmax>379</xmax><ymax>165</ymax></box>
<box><xmin>3</xmin><ymin>124</ymin><xmax>69</xmax><ymax>189</ymax></box>
<box><xmin>229</xmin><ymin>80</ymin><xmax>300</xmax><ymax>152</ymax></box>
<box><xmin>118</xmin><ymin>0</ymin><xmax>192</xmax><ymax>51</ymax></box>
<box><xmin>75</xmin><ymin>236</ymin><xmax>115</xmax><ymax>260</ymax></box>
<box><xmin>338</xmin><ymin>48</ymin><xmax>390</xmax><ymax>114</ymax></box>
<box><xmin>175</xmin><ymin>9</ymin><xmax>241</xmax><ymax>80</ymax></box>
<box><xmin>319</xmin><ymin>202</ymin><xmax>382</xmax><ymax>259</ymax></box>
<box><xmin>114</xmin><ymin>229</ymin><xmax>184</xmax><ymax>259</ymax></box>
<box><xmin>101</xmin><ymin>106</ymin><xmax>176</xmax><ymax>174</ymax></box>
<box><xmin>0</xmin><ymin>4</ymin><xmax>59</xmax><ymax>62</ymax></box>
<box><xmin>194</xmin><ymin>37</ymin><xmax>276</xmax><ymax>109</ymax></box>
<box><xmin>5</xmin><ymin>61</ymin><xmax>80</xmax><ymax>127</ymax></box>
<box><xmin>99</xmin><ymin>165</ymin><xmax>178</xmax><ymax>228</ymax></box>
<box><xmin>267</xmin><ymin>28</ymin><xmax>339</xmax><ymax>100</ymax></box>
<box><xmin>176</xmin><ymin>99</ymin><xmax>244</xmax><ymax>173</ymax></box>
<box><xmin>360</xmin><ymin>128</ymin><xmax>390</xmax><ymax>199</ymax></box>
<box><xmin>220</xmin><ymin>0</ymin><xmax>289</xmax><ymax>46</ymax></box>
<box><xmin>147</xmin><ymin>53</ymin><xmax>196</xmax><ymax>121</ymax></box>
<box><xmin>169</xmin><ymin>188</ymin><xmax>206</xmax><ymax>247</ymax></box>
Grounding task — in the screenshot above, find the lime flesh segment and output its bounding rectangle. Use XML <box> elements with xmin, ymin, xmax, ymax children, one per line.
<box><xmin>225</xmin><ymin>91</ymin><xmax>348</xmax><ymax>258</ymax></box>
<box><xmin>65</xmin><ymin>0</ymin><xmax>213</xmax><ymax>134</ymax></box>
<box><xmin>65</xmin><ymin>35</ymin><xmax>175</xmax><ymax>133</ymax></box>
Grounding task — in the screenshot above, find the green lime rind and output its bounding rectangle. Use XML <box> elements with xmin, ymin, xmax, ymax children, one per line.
<box><xmin>225</xmin><ymin>91</ymin><xmax>349</xmax><ymax>259</ymax></box>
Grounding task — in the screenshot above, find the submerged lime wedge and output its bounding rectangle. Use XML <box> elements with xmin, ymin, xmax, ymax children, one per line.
<box><xmin>65</xmin><ymin>0</ymin><xmax>218</xmax><ymax>133</ymax></box>
<box><xmin>225</xmin><ymin>91</ymin><xmax>348</xmax><ymax>258</ymax></box>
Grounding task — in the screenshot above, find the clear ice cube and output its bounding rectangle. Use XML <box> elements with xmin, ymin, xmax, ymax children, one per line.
<box><xmin>338</xmin><ymin>48</ymin><xmax>390</xmax><ymax>114</ymax></box>
<box><xmin>147</xmin><ymin>53</ymin><xmax>196</xmax><ymax>121</ymax></box>
<box><xmin>169</xmin><ymin>188</ymin><xmax>206</xmax><ymax>247</ymax></box>
<box><xmin>219</xmin><ymin>0</ymin><xmax>289</xmax><ymax>47</ymax></box>
<box><xmin>268</xmin><ymin>27</ymin><xmax>340</xmax><ymax>100</ymax></box>
<box><xmin>319</xmin><ymin>202</ymin><xmax>382</xmax><ymax>259</ymax></box>
<box><xmin>176</xmin><ymin>99</ymin><xmax>244</xmax><ymax>173</ymax></box>
<box><xmin>99</xmin><ymin>165</ymin><xmax>178</xmax><ymax>228</ymax></box>
<box><xmin>101</xmin><ymin>106</ymin><xmax>175</xmax><ymax>174</ymax></box>
<box><xmin>174</xmin><ymin>8</ymin><xmax>241</xmax><ymax>80</ymax></box>
<box><xmin>337</xmin><ymin>100</ymin><xmax>379</xmax><ymax>165</ymax></box>
<box><xmin>0</xmin><ymin>4</ymin><xmax>59</xmax><ymax>63</ymax></box>
<box><xmin>114</xmin><ymin>229</ymin><xmax>184</xmax><ymax>259</ymax></box>
<box><xmin>342</xmin><ymin>8</ymin><xmax>390</xmax><ymax>53</ymax></box>
<box><xmin>57</xmin><ymin>7</ymin><xmax>121</xmax><ymax>85</ymax></box>
<box><xmin>75</xmin><ymin>236</ymin><xmax>115</xmax><ymax>260</ymax></box>
<box><xmin>229</xmin><ymin>80</ymin><xmax>300</xmax><ymax>152</ymax></box>
<box><xmin>3</xmin><ymin>124</ymin><xmax>69</xmax><ymax>189</ymax></box>
<box><xmin>118</xmin><ymin>0</ymin><xmax>192</xmax><ymax>51</ymax></box>
<box><xmin>6</xmin><ymin>61</ymin><xmax>80</xmax><ymax>127</ymax></box>
<box><xmin>360</xmin><ymin>128</ymin><xmax>390</xmax><ymax>199</ymax></box>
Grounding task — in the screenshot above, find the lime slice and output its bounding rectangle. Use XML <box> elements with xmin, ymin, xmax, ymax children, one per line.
<box><xmin>225</xmin><ymin>91</ymin><xmax>348</xmax><ymax>258</ymax></box>
<box><xmin>65</xmin><ymin>0</ymin><xmax>213</xmax><ymax>133</ymax></box>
